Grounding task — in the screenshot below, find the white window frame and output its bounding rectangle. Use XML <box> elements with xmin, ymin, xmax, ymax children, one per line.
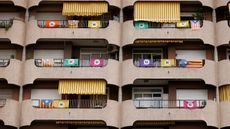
<box><xmin>132</xmin><ymin>48</ymin><xmax>163</xmax><ymax>60</ymax></box>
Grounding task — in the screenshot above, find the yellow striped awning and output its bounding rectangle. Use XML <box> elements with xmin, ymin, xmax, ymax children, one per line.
<box><xmin>228</xmin><ymin>3</ymin><xmax>230</xmax><ymax>12</ymax></box>
<box><xmin>134</xmin><ymin>39</ymin><xmax>183</xmax><ymax>44</ymax></box>
<box><xmin>134</xmin><ymin>121</ymin><xmax>175</xmax><ymax>126</ymax></box>
<box><xmin>220</xmin><ymin>85</ymin><xmax>230</xmax><ymax>101</ymax></box>
<box><xmin>62</xmin><ymin>2</ymin><xmax>108</xmax><ymax>16</ymax></box>
<box><xmin>134</xmin><ymin>2</ymin><xmax>180</xmax><ymax>22</ymax></box>
<box><xmin>58</xmin><ymin>80</ymin><xmax>106</xmax><ymax>95</ymax></box>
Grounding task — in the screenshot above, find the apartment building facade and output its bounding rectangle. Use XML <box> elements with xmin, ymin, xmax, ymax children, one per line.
<box><xmin>0</xmin><ymin>0</ymin><xmax>229</xmax><ymax>129</ymax></box>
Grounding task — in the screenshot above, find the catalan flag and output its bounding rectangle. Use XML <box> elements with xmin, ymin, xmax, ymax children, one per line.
<box><xmin>190</xmin><ymin>20</ymin><xmax>201</xmax><ymax>30</ymax></box>
<box><xmin>40</xmin><ymin>99</ymin><xmax>53</xmax><ymax>108</ymax></box>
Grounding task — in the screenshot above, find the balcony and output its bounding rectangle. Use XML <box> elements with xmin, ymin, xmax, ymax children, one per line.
<box><xmin>28</xmin><ymin>0</ymin><xmax>121</xmax><ymax>8</ymax></box>
<box><xmin>133</xmin><ymin>99</ymin><xmax>206</xmax><ymax>109</ymax></box>
<box><xmin>21</xmin><ymin>99</ymin><xmax>119</xmax><ymax>127</ymax></box>
<box><xmin>121</xmin><ymin>100</ymin><xmax>217</xmax><ymax>127</ymax></box>
<box><xmin>26</xmin><ymin>20</ymin><xmax>120</xmax><ymax>46</ymax></box>
<box><xmin>121</xmin><ymin>59</ymin><xmax>216</xmax><ymax>86</ymax></box>
<box><xmin>122</xmin><ymin>20</ymin><xmax>214</xmax><ymax>46</ymax></box>
<box><xmin>216</xmin><ymin>20</ymin><xmax>230</xmax><ymax>46</ymax></box>
<box><xmin>32</xmin><ymin>99</ymin><xmax>107</xmax><ymax>109</ymax></box>
<box><xmin>122</xmin><ymin>0</ymin><xmax>214</xmax><ymax>8</ymax></box>
<box><xmin>218</xmin><ymin>60</ymin><xmax>230</xmax><ymax>86</ymax></box>
<box><xmin>24</xmin><ymin>59</ymin><xmax>120</xmax><ymax>86</ymax></box>
<box><xmin>220</xmin><ymin>101</ymin><xmax>230</xmax><ymax>128</ymax></box>
<box><xmin>0</xmin><ymin>59</ymin><xmax>22</xmax><ymax>86</ymax></box>
<box><xmin>0</xmin><ymin>99</ymin><xmax>20</xmax><ymax>127</ymax></box>
<box><xmin>0</xmin><ymin>20</ymin><xmax>25</xmax><ymax>46</ymax></box>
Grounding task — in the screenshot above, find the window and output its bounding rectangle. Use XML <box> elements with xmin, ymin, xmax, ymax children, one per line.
<box><xmin>132</xmin><ymin>48</ymin><xmax>163</xmax><ymax>66</ymax></box>
<box><xmin>133</xmin><ymin>87</ymin><xmax>163</xmax><ymax>108</ymax></box>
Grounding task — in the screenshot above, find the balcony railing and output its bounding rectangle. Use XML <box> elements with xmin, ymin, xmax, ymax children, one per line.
<box><xmin>37</xmin><ymin>20</ymin><xmax>109</xmax><ymax>28</ymax></box>
<box><xmin>133</xmin><ymin>99</ymin><xmax>206</xmax><ymax>109</ymax></box>
<box><xmin>0</xmin><ymin>99</ymin><xmax>6</xmax><ymax>107</ymax></box>
<box><xmin>32</xmin><ymin>99</ymin><xmax>107</xmax><ymax>109</ymax></box>
<box><xmin>133</xmin><ymin>20</ymin><xmax>203</xmax><ymax>29</ymax></box>
<box><xmin>0</xmin><ymin>59</ymin><xmax>10</xmax><ymax>67</ymax></box>
<box><xmin>134</xmin><ymin>59</ymin><xmax>204</xmax><ymax>68</ymax></box>
<box><xmin>34</xmin><ymin>58</ymin><xmax>108</xmax><ymax>67</ymax></box>
<box><xmin>0</xmin><ymin>20</ymin><xmax>13</xmax><ymax>29</ymax></box>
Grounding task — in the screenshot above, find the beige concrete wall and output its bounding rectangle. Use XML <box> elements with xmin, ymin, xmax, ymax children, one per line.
<box><xmin>0</xmin><ymin>20</ymin><xmax>25</xmax><ymax>46</ymax></box>
<box><xmin>23</xmin><ymin>59</ymin><xmax>121</xmax><ymax>86</ymax></box>
<box><xmin>121</xmin><ymin>100</ymin><xmax>218</xmax><ymax>127</ymax></box>
<box><xmin>122</xmin><ymin>0</ymin><xmax>214</xmax><ymax>8</ymax></box>
<box><xmin>0</xmin><ymin>59</ymin><xmax>23</xmax><ymax>86</ymax></box>
<box><xmin>122</xmin><ymin>21</ymin><xmax>215</xmax><ymax>46</ymax></box>
<box><xmin>121</xmin><ymin>59</ymin><xmax>217</xmax><ymax>86</ymax></box>
<box><xmin>220</xmin><ymin>101</ymin><xmax>230</xmax><ymax>128</ymax></box>
<box><xmin>0</xmin><ymin>99</ymin><xmax>20</xmax><ymax>128</ymax></box>
<box><xmin>218</xmin><ymin>60</ymin><xmax>230</xmax><ymax>86</ymax></box>
<box><xmin>1</xmin><ymin>0</ymin><xmax>27</xmax><ymax>8</ymax></box>
<box><xmin>21</xmin><ymin>99</ymin><xmax>120</xmax><ymax>127</ymax></box>
<box><xmin>28</xmin><ymin>0</ymin><xmax>121</xmax><ymax>8</ymax></box>
<box><xmin>216</xmin><ymin>21</ymin><xmax>230</xmax><ymax>46</ymax></box>
<box><xmin>26</xmin><ymin>20</ymin><xmax>121</xmax><ymax>46</ymax></box>
<box><xmin>214</xmin><ymin>0</ymin><xmax>229</xmax><ymax>8</ymax></box>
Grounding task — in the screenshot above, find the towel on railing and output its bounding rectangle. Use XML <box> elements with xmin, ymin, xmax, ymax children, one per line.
<box><xmin>68</xmin><ymin>20</ymin><xmax>79</xmax><ymax>28</ymax></box>
<box><xmin>41</xmin><ymin>59</ymin><xmax>54</xmax><ymax>67</ymax></box>
<box><xmin>53</xmin><ymin>100</ymin><xmax>69</xmax><ymax>108</ymax></box>
<box><xmin>0</xmin><ymin>20</ymin><xmax>13</xmax><ymax>28</ymax></box>
<box><xmin>88</xmin><ymin>20</ymin><xmax>101</xmax><ymax>28</ymax></box>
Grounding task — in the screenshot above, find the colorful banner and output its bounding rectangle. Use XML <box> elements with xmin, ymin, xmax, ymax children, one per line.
<box><xmin>64</xmin><ymin>59</ymin><xmax>78</xmax><ymax>66</ymax></box>
<box><xmin>139</xmin><ymin>59</ymin><xmax>154</xmax><ymax>67</ymax></box>
<box><xmin>40</xmin><ymin>99</ymin><xmax>53</xmax><ymax>108</ymax></box>
<box><xmin>176</xmin><ymin>20</ymin><xmax>190</xmax><ymax>28</ymax></box>
<box><xmin>184</xmin><ymin>100</ymin><xmax>197</xmax><ymax>109</ymax></box>
<box><xmin>134</xmin><ymin>21</ymin><xmax>149</xmax><ymax>29</ymax></box>
<box><xmin>90</xmin><ymin>59</ymin><xmax>104</xmax><ymax>67</ymax></box>
<box><xmin>160</xmin><ymin>59</ymin><xmax>175</xmax><ymax>67</ymax></box>
<box><xmin>45</xmin><ymin>20</ymin><xmax>60</xmax><ymax>28</ymax></box>
<box><xmin>88</xmin><ymin>20</ymin><xmax>101</xmax><ymax>28</ymax></box>
<box><xmin>53</xmin><ymin>100</ymin><xmax>69</xmax><ymax>108</ymax></box>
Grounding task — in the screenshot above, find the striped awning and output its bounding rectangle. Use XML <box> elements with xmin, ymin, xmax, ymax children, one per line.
<box><xmin>220</xmin><ymin>85</ymin><xmax>230</xmax><ymax>101</ymax></box>
<box><xmin>134</xmin><ymin>2</ymin><xmax>180</xmax><ymax>22</ymax></box>
<box><xmin>58</xmin><ymin>80</ymin><xmax>106</xmax><ymax>95</ymax></box>
<box><xmin>228</xmin><ymin>3</ymin><xmax>230</xmax><ymax>12</ymax></box>
<box><xmin>56</xmin><ymin>120</ymin><xmax>106</xmax><ymax>126</ymax></box>
<box><xmin>62</xmin><ymin>2</ymin><xmax>108</xmax><ymax>16</ymax></box>
<box><xmin>134</xmin><ymin>121</ymin><xmax>175</xmax><ymax>126</ymax></box>
<box><xmin>134</xmin><ymin>39</ymin><xmax>183</xmax><ymax>44</ymax></box>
